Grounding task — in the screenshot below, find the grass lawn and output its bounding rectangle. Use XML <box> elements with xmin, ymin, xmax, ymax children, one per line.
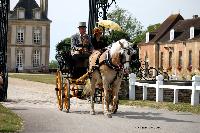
<box><xmin>9</xmin><ymin>73</ymin><xmax>56</xmax><ymax>85</ymax></box>
<box><xmin>0</xmin><ymin>103</ymin><xmax>23</xmax><ymax>132</ymax></box>
<box><xmin>120</xmin><ymin>100</ymin><xmax>200</xmax><ymax>114</ymax></box>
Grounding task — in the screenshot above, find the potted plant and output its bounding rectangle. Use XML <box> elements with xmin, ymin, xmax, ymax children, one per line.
<box><xmin>177</xmin><ymin>65</ymin><xmax>182</xmax><ymax>71</ymax></box>
<box><xmin>187</xmin><ymin>65</ymin><xmax>192</xmax><ymax>71</ymax></box>
<box><xmin>167</xmin><ymin>66</ymin><xmax>172</xmax><ymax>71</ymax></box>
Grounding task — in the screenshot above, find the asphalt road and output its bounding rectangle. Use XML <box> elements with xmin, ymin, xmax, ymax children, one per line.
<box><xmin>2</xmin><ymin>77</ymin><xmax>200</xmax><ymax>133</ymax></box>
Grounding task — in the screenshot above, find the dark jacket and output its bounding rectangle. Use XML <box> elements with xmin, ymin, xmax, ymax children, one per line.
<box><xmin>71</xmin><ymin>33</ymin><xmax>93</xmax><ymax>51</ymax></box>
<box><xmin>91</xmin><ymin>36</ymin><xmax>108</xmax><ymax>50</ymax></box>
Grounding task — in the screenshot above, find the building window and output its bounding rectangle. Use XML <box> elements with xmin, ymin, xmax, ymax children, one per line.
<box><xmin>16</xmin><ymin>50</ymin><xmax>23</xmax><ymax>69</ymax></box>
<box><xmin>188</xmin><ymin>50</ymin><xmax>192</xmax><ymax>66</ymax></box>
<box><xmin>187</xmin><ymin>50</ymin><xmax>192</xmax><ymax>71</ymax></box>
<box><xmin>199</xmin><ymin>51</ymin><xmax>200</xmax><ymax>68</ymax></box>
<box><xmin>190</xmin><ymin>27</ymin><xmax>194</xmax><ymax>39</ymax></box>
<box><xmin>33</xmin><ymin>29</ymin><xmax>41</xmax><ymax>44</ymax></box>
<box><xmin>18</xmin><ymin>9</ymin><xmax>25</xmax><ymax>19</ymax></box>
<box><xmin>178</xmin><ymin>51</ymin><xmax>182</xmax><ymax>66</ymax></box>
<box><xmin>34</xmin><ymin>11</ymin><xmax>41</xmax><ymax>19</ymax></box>
<box><xmin>33</xmin><ymin>50</ymin><xmax>40</xmax><ymax>67</ymax></box>
<box><xmin>160</xmin><ymin>52</ymin><xmax>164</xmax><ymax>68</ymax></box>
<box><xmin>145</xmin><ymin>32</ymin><xmax>149</xmax><ymax>43</ymax></box>
<box><xmin>16</xmin><ymin>27</ymin><xmax>25</xmax><ymax>43</ymax></box>
<box><xmin>177</xmin><ymin>51</ymin><xmax>182</xmax><ymax>70</ymax></box>
<box><xmin>169</xmin><ymin>51</ymin><xmax>172</xmax><ymax>67</ymax></box>
<box><xmin>170</xmin><ymin>29</ymin><xmax>174</xmax><ymax>41</ymax></box>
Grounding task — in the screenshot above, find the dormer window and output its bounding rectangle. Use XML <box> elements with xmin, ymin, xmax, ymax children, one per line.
<box><xmin>170</xmin><ymin>29</ymin><xmax>174</xmax><ymax>41</ymax></box>
<box><xmin>35</xmin><ymin>11</ymin><xmax>40</xmax><ymax>19</ymax></box>
<box><xmin>145</xmin><ymin>32</ymin><xmax>149</xmax><ymax>43</ymax></box>
<box><xmin>33</xmin><ymin>9</ymin><xmax>41</xmax><ymax>19</ymax></box>
<box><xmin>190</xmin><ymin>27</ymin><xmax>194</xmax><ymax>39</ymax></box>
<box><xmin>17</xmin><ymin>8</ymin><xmax>25</xmax><ymax>19</ymax></box>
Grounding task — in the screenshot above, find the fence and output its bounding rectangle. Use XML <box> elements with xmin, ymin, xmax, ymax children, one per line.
<box><xmin>129</xmin><ymin>73</ymin><xmax>200</xmax><ymax>106</ymax></box>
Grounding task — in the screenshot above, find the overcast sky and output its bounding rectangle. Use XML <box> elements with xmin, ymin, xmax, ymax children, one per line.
<box><xmin>10</xmin><ymin>0</ymin><xmax>200</xmax><ymax>61</ymax></box>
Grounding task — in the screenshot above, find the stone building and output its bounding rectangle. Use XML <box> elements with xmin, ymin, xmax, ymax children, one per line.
<box><xmin>7</xmin><ymin>0</ymin><xmax>51</xmax><ymax>72</ymax></box>
<box><xmin>138</xmin><ymin>14</ymin><xmax>200</xmax><ymax>79</ymax></box>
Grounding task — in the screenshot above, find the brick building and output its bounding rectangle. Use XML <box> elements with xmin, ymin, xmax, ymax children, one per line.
<box><xmin>138</xmin><ymin>14</ymin><xmax>200</xmax><ymax>79</ymax></box>
<box><xmin>7</xmin><ymin>0</ymin><xmax>51</xmax><ymax>72</ymax></box>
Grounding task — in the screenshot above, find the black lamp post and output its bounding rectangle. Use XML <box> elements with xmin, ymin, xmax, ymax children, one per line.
<box><xmin>0</xmin><ymin>0</ymin><xmax>9</xmax><ymax>101</ymax></box>
<box><xmin>88</xmin><ymin>0</ymin><xmax>116</xmax><ymax>35</ymax></box>
<box><xmin>96</xmin><ymin>0</ymin><xmax>116</xmax><ymax>20</ymax></box>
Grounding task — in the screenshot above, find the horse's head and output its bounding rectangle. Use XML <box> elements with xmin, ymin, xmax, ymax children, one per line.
<box><xmin>118</xmin><ymin>39</ymin><xmax>136</xmax><ymax>74</ymax></box>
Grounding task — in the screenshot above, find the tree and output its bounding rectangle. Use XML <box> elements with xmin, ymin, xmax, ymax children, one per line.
<box><xmin>107</xmin><ymin>6</ymin><xmax>143</xmax><ymax>40</ymax></box>
<box><xmin>56</xmin><ymin>37</ymin><xmax>71</xmax><ymax>52</ymax></box>
<box><xmin>49</xmin><ymin>60</ymin><xmax>59</xmax><ymax>69</ymax></box>
<box><xmin>133</xmin><ymin>23</ymin><xmax>161</xmax><ymax>44</ymax></box>
<box><xmin>147</xmin><ymin>23</ymin><xmax>161</xmax><ymax>32</ymax></box>
<box><xmin>105</xmin><ymin>30</ymin><xmax>130</xmax><ymax>44</ymax></box>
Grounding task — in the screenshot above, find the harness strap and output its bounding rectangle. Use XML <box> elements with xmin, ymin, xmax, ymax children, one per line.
<box><xmin>103</xmin><ymin>50</ymin><xmax>123</xmax><ymax>71</ymax></box>
<box><xmin>91</xmin><ymin>50</ymin><xmax>123</xmax><ymax>86</ymax></box>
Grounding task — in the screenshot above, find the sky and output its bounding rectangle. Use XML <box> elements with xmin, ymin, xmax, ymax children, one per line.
<box><xmin>10</xmin><ymin>0</ymin><xmax>200</xmax><ymax>61</ymax></box>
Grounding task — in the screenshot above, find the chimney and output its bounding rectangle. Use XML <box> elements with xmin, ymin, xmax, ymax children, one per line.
<box><xmin>40</xmin><ymin>0</ymin><xmax>48</xmax><ymax>18</ymax></box>
<box><xmin>193</xmin><ymin>15</ymin><xmax>198</xmax><ymax>19</ymax></box>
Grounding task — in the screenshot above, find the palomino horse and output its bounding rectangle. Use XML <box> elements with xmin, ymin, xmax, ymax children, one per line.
<box><xmin>85</xmin><ymin>39</ymin><xmax>136</xmax><ymax>118</ymax></box>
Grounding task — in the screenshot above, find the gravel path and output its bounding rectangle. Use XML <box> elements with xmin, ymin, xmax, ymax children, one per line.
<box><xmin>1</xmin><ymin>77</ymin><xmax>200</xmax><ymax>133</ymax></box>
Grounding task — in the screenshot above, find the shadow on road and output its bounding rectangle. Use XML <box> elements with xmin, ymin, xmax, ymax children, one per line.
<box><xmin>113</xmin><ymin>111</ymin><xmax>198</xmax><ymax>123</ymax></box>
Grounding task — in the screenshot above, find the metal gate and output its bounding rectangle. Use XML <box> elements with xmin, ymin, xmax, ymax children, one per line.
<box><xmin>0</xmin><ymin>0</ymin><xmax>9</xmax><ymax>101</ymax></box>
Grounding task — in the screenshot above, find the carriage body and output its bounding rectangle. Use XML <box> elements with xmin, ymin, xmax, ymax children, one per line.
<box><xmin>55</xmin><ymin>48</ymin><xmax>102</xmax><ymax>112</ymax></box>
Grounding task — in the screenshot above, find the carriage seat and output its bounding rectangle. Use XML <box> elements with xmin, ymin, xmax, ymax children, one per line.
<box><xmin>70</xmin><ymin>48</ymin><xmax>91</xmax><ymax>79</ymax></box>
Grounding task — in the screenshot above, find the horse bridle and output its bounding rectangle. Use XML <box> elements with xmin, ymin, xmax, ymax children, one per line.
<box><xmin>120</xmin><ymin>48</ymin><xmax>133</xmax><ymax>65</ymax></box>
<box><xmin>105</xmin><ymin>47</ymin><xmax>134</xmax><ymax>71</ymax></box>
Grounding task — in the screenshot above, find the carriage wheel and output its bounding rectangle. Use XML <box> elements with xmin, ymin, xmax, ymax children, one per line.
<box><xmin>55</xmin><ymin>70</ymin><xmax>63</xmax><ymax>110</ymax></box>
<box><xmin>63</xmin><ymin>79</ymin><xmax>70</xmax><ymax>112</ymax></box>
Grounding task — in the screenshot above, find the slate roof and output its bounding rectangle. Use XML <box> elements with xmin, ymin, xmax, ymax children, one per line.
<box><xmin>139</xmin><ymin>14</ymin><xmax>200</xmax><ymax>45</ymax></box>
<box><xmin>150</xmin><ymin>14</ymin><xmax>184</xmax><ymax>42</ymax></box>
<box><xmin>9</xmin><ymin>0</ymin><xmax>49</xmax><ymax>20</ymax></box>
<box><xmin>159</xmin><ymin>17</ymin><xmax>200</xmax><ymax>42</ymax></box>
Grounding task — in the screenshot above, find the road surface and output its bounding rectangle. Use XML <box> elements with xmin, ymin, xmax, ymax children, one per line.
<box><xmin>2</xmin><ymin>77</ymin><xmax>200</xmax><ymax>133</ymax></box>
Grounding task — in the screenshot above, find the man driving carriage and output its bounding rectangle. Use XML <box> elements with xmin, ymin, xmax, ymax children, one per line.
<box><xmin>70</xmin><ymin>22</ymin><xmax>93</xmax><ymax>78</ymax></box>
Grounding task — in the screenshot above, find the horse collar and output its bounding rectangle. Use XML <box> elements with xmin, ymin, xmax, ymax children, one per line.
<box><xmin>105</xmin><ymin>50</ymin><xmax>123</xmax><ymax>71</ymax></box>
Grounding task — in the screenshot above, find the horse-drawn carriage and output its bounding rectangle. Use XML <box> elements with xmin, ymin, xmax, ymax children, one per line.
<box><xmin>55</xmin><ymin>46</ymin><xmax>91</xmax><ymax>112</ymax></box>
<box><xmin>55</xmin><ymin>39</ymin><xmax>136</xmax><ymax>117</ymax></box>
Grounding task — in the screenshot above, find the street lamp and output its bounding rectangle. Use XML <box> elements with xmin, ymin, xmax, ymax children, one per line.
<box><xmin>96</xmin><ymin>0</ymin><xmax>116</xmax><ymax>20</ymax></box>
<box><xmin>88</xmin><ymin>0</ymin><xmax>116</xmax><ymax>35</ymax></box>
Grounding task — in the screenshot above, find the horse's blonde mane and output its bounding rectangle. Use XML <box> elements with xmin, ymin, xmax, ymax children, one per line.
<box><xmin>110</xmin><ymin>39</ymin><xmax>129</xmax><ymax>56</ymax></box>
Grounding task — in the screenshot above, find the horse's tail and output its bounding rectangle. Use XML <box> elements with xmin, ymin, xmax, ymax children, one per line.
<box><xmin>83</xmin><ymin>71</ymin><xmax>103</xmax><ymax>97</ymax></box>
<box><xmin>76</xmin><ymin>71</ymin><xmax>92</xmax><ymax>96</ymax></box>
<box><xmin>83</xmin><ymin>79</ymin><xmax>92</xmax><ymax>96</ymax></box>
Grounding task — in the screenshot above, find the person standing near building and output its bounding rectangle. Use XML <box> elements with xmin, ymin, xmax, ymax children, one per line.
<box><xmin>15</xmin><ymin>64</ymin><xmax>19</xmax><ymax>73</ymax></box>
